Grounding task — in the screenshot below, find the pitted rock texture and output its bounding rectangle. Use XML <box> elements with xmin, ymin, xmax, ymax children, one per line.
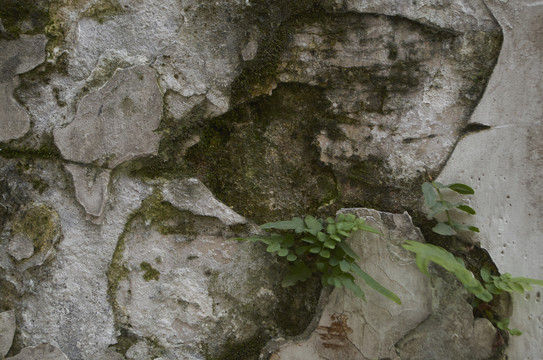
<box><xmin>54</xmin><ymin>65</ymin><xmax>162</xmax><ymax>169</ymax></box>
<box><xmin>269</xmin><ymin>208</ymin><xmax>498</xmax><ymax>360</ymax></box>
<box><xmin>0</xmin><ymin>35</ymin><xmax>47</xmax><ymax>142</ymax></box>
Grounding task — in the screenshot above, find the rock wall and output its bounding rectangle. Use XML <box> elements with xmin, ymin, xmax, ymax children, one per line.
<box><xmin>0</xmin><ymin>0</ymin><xmax>539</xmax><ymax>359</ymax></box>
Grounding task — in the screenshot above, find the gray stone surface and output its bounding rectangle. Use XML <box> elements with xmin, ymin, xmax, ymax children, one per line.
<box><xmin>65</xmin><ymin>164</ymin><xmax>111</xmax><ymax>219</ymax></box>
<box><xmin>54</xmin><ymin>65</ymin><xmax>163</xmax><ymax>169</ymax></box>
<box><xmin>0</xmin><ymin>310</ymin><xmax>16</xmax><ymax>357</ymax></box>
<box><xmin>162</xmin><ymin>178</ymin><xmax>247</xmax><ymax>226</ymax></box>
<box><xmin>112</xmin><ymin>179</ymin><xmax>320</xmax><ymax>359</ymax></box>
<box><xmin>438</xmin><ymin>1</ymin><xmax>543</xmax><ymax>359</ymax></box>
<box><xmin>6</xmin><ymin>343</ymin><xmax>69</xmax><ymax>360</ymax></box>
<box><xmin>7</xmin><ymin>233</ymin><xmax>35</xmax><ymax>261</ymax></box>
<box><xmin>0</xmin><ymin>35</ymin><xmax>47</xmax><ymax>142</ymax></box>
<box><xmin>1</xmin><ymin>0</ymin><xmax>539</xmax><ymax>359</ymax></box>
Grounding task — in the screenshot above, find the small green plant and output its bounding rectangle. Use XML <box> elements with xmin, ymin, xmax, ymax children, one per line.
<box><xmin>421</xmin><ymin>180</ymin><xmax>479</xmax><ymax>235</ymax></box>
<box><xmin>236</xmin><ymin>213</ymin><xmax>401</xmax><ymax>304</ymax></box>
<box><xmin>403</xmin><ymin>179</ymin><xmax>543</xmax><ymax>336</ymax></box>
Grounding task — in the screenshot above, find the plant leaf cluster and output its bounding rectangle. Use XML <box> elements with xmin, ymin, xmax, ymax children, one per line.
<box><xmin>422</xmin><ymin>181</ymin><xmax>479</xmax><ymax>235</ymax></box>
<box><xmin>404</xmin><ymin>180</ymin><xmax>543</xmax><ymax>337</ymax></box>
<box><xmin>237</xmin><ymin>213</ymin><xmax>401</xmax><ymax>304</ymax></box>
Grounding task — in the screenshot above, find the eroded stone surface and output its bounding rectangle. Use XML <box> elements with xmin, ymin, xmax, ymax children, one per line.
<box><xmin>0</xmin><ymin>35</ymin><xmax>47</xmax><ymax>142</ymax></box>
<box><xmin>438</xmin><ymin>1</ymin><xmax>543</xmax><ymax>359</ymax></box>
<box><xmin>65</xmin><ymin>164</ymin><xmax>111</xmax><ymax>219</ymax></box>
<box><xmin>54</xmin><ymin>65</ymin><xmax>162</xmax><ymax>169</ymax></box>
<box><xmin>111</xmin><ymin>180</ymin><xmax>320</xmax><ymax>359</ymax></box>
<box><xmin>162</xmin><ymin>178</ymin><xmax>247</xmax><ymax>226</ymax></box>
<box><xmin>6</xmin><ymin>343</ymin><xmax>69</xmax><ymax>360</ymax></box>
<box><xmin>0</xmin><ymin>310</ymin><xmax>16</xmax><ymax>357</ymax></box>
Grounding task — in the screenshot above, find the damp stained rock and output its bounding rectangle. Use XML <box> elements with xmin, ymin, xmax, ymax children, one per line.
<box><xmin>184</xmin><ymin>13</ymin><xmax>501</xmax><ymax>222</ymax></box>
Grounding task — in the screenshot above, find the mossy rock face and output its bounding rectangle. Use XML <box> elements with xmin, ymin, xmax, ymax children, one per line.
<box><xmin>186</xmin><ymin>83</ymin><xmax>339</xmax><ymax>223</ymax></box>
<box><xmin>181</xmin><ymin>12</ymin><xmax>501</xmax><ymax>223</ymax></box>
<box><xmin>12</xmin><ymin>204</ymin><xmax>61</xmax><ymax>257</ymax></box>
<box><xmin>107</xmin><ymin>188</ymin><xmax>321</xmax><ymax>360</ymax></box>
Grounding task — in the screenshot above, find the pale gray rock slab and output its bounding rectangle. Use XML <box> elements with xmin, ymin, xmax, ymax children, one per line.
<box><xmin>6</xmin><ymin>343</ymin><xmax>69</xmax><ymax>360</ymax></box>
<box><xmin>0</xmin><ymin>310</ymin><xmax>16</xmax><ymax>357</ymax></box>
<box><xmin>271</xmin><ymin>209</ymin><xmax>432</xmax><ymax>360</ymax></box>
<box><xmin>395</xmin><ymin>267</ymin><xmax>496</xmax><ymax>360</ymax></box>
<box><xmin>7</xmin><ymin>233</ymin><xmax>35</xmax><ymax>261</ymax></box>
<box><xmin>162</xmin><ymin>178</ymin><xmax>247</xmax><ymax>226</ymax></box>
<box><xmin>0</xmin><ymin>34</ymin><xmax>47</xmax><ymax>142</ymax></box>
<box><xmin>0</xmin><ymin>80</ymin><xmax>32</xmax><ymax>142</ymax></box>
<box><xmin>437</xmin><ymin>1</ymin><xmax>543</xmax><ymax>358</ymax></box>
<box><xmin>54</xmin><ymin>65</ymin><xmax>162</xmax><ymax>169</ymax></box>
<box><xmin>65</xmin><ymin>164</ymin><xmax>111</xmax><ymax>219</ymax></box>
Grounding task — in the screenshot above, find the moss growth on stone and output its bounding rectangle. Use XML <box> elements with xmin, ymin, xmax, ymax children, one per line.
<box><xmin>12</xmin><ymin>204</ymin><xmax>59</xmax><ymax>254</ymax></box>
<box><xmin>139</xmin><ymin>261</ymin><xmax>160</xmax><ymax>281</ymax></box>
<box><xmin>81</xmin><ymin>0</ymin><xmax>123</xmax><ymax>24</ymax></box>
<box><xmin>0</xmin><ymin>0</ymin><xmax>49</xmax><ymax>39</ymax></box>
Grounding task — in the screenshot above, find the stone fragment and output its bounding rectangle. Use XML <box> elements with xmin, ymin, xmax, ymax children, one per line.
<box><xmin>0</xmin><ymin>35</ymin><xmax>47</xmax><ymax>142</ymax></box>
<box><xmin>162</xmin><ymin>178</ymin><xmax>247</xmax><ymax>226</ymax></box>
<box><xmin>0</xmin><ymin>35</ymin><xmax>48</xmax><ymax>79</ymax></box>
<box><xmin>271</xmin><ymin>208</ymin><xmax>432</xmax><ymax>360</ymax></box>
<box><xmin>65</xmin><ymin>164</ymin><xmax>111</xmax><ymax>219</ymax></box>
<box><xmin>0</xmin><ymin>310</ymin><xmax>16</xmax><ymax>357</ymax></box>
<box><xmin>54</xmin><ymin>65</ymin><xmax>163</xmax><ymax>169</ymax></box>
<box><xmin>7</xmin><ymin>233</ymin><xmax>35</xmax><ymax>261</ymax></box>
<box><xmin>6</xmin><ymin>343</ymin><xmax>69</xmax><ymax>360</ymax></box>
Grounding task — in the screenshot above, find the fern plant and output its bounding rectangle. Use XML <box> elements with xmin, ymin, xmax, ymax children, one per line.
<box><xmin>236</xmin><ymin>213</ymin><xmax>401</xmax><ymax>304</ymax></box>
<box><xmin>403</xmin><ymin>180</ymin><xmax>543</xmax><ymax>336</ymax></box>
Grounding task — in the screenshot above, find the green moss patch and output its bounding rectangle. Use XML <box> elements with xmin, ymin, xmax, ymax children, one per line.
<box><xmin>140</xmin><ymin>261</ymin><xmax>160</xmax><ymax>281</ymax></box>
<box><xmin>12</xmin><ymin>204</ymin><xmax>60</xmax><ymax>254</ymax></box>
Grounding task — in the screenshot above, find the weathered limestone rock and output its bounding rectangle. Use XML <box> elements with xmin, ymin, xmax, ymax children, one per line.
<box><xmin>7</xmin><ymin>233</ymin><xmax>35</xmax><ymax>261</ymax></box>
<box><xmin>0</xmin><ymin>35</ymin><xmax>47</xmax><ymax>142</ymax></box>
<box><xmin>162</xmin><ymin>178</ymin><xmax>247</xmax><ymax>226</ymax></box>
<box><xmin>438</xmin><ymin>1</ymin><xmax>543</xmax><ymax>359</ymax></box>
<box><xmin>6</xmin><ymin>343</ymin><xmax>69</xmax><ymax>360</ymax></box>
<box><xmin>65</xmin><ymin>164</ymin><xmax>111</xmax><ymax>219</ymax></box>
<box><xmin>188</xmin><ymin>11</ymin><xmax>501</xmax><ymax>222</ymax></box>
<box><xmin>0</xmin><ymin>310</ymin><xmax>16</xmax><ymax>357</ymax></box>
<box><xmin>54</xmin><ymin>65</ymin><xmax>162</xmax><ymax>169</ymax></box>
<box><xmin>270</xmin><ymin>209</ymin><xmax>498</xmax><ymax>360</ymax></box>
<box><xmin>110</xmin><ymin>179</ymin><xmax>320</xmax><ymax>359</ymax></box>
<box><xmin>395</xmin><ymin>268</ymin><xmax>498</xmax><ymax>360</ymax></box>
